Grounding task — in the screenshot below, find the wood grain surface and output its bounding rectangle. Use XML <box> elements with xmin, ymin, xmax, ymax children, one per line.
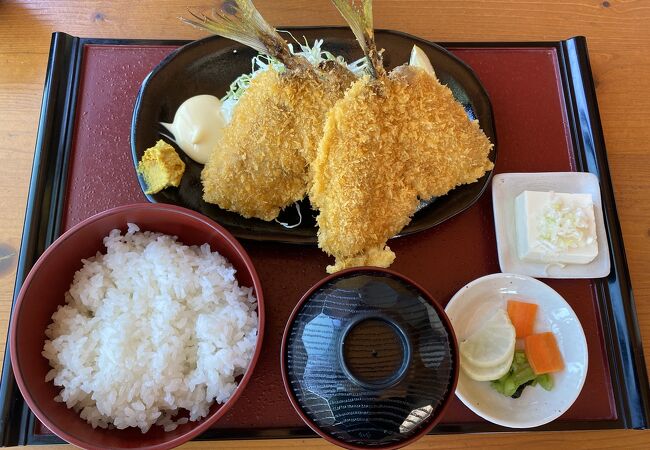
<box><xmin>0</xmin><ymin>0</ymin><xmax>648</xmax><ymax>448</ymax></box>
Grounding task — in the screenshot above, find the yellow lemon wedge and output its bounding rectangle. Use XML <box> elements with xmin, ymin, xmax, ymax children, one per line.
<box><xmin>409</xmin><ymin>45</ymin><xmax>436</xmax><ymax>78</ymax></box>
<box><xmin>459</xmin><ymin>309</ymin><xmax>516</xmax><ymax>381</ymax></box>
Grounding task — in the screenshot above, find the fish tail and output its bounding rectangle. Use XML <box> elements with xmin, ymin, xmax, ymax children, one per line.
<box><xmin>330</xmin><ymin>0</ymin><xmax>385</xmax><ymax>77</ymax></box>
<box><xmin>181</xmin><ymin>0</ymin><xmax>299</xmax><ymax>68</ymax></box>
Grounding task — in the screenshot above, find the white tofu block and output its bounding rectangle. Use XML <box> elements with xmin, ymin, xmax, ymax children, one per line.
<box><xmin>515</xmin><ymin>191</ymin><xmax>598</xmax><ymax>264</ymax></box>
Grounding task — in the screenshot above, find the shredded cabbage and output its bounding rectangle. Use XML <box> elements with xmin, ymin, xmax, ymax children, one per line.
<box><xmin>275</xmin><ymin>202</ymin><xmax>303</xmax><ymax>229</ymax></box>
<box><xmin>491</xmin><ymin>351</ymin><xmax>553</xmax><ymax>398</ymax></box>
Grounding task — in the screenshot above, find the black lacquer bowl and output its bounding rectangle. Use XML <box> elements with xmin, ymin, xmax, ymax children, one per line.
<box><xmin>131</xmin><ymin>27</ymin><xmax>497</xmax><ymax>244</ymax></box>
<box><xmin>281</xmin><ymin>268</ymin><xmax>458</xmax><ymax>449</ymax></box>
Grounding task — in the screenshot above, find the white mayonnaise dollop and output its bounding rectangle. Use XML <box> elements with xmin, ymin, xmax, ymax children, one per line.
<box><xmin>161</xmin><ymin>95</ymin><xmax>226</xmax><ymax>164</ymax></box>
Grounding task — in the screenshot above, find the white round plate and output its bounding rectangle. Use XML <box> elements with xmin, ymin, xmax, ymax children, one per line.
<box><xmin>445</xmin><ymin>273</ymin><xmax>588</xmax><ymax>428</ymax></box>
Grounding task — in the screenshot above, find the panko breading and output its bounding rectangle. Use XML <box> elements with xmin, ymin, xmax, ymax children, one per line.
<box><xmin>202</xmin><ymin>65</ymin><xmax>353</xmax><ymax>220</ymax></box>
<box><xmin>186</xmin><ymin>0</ymin><xmax>355</xmax><ymax>220</ymax></box>
<box><xmin>312</xmin><ymin>0</ymin><xmax>494</xmax><ymax>273</ymax></box>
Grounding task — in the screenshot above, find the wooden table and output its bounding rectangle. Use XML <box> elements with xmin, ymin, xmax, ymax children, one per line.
<box><xmin>0</xmin><ymin>0</ymin><xmax>648</xmax><ymax>448</ymax></box>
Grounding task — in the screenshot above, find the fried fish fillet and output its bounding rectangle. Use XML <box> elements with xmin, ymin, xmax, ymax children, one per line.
<box><xmin>202</xmin><ymin>63</ymin><xmax>354</xmax><ymax>220</ymax></box>
<box><xmin>311</xmin><ymin>0</ymin><xmax>494</xmax><ymax>273</ymax></box>
<box><xmin>184</xmin><ymin>0</ymin><xmax>355</xmax><ymax>220</ymax></box>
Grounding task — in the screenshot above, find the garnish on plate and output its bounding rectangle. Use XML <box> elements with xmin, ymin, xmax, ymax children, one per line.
<box><xmin>459</xmin><ymin>299</ymin><xmax>565</xmax><ymax>399</ymax></box>
<box><xmin>137</xmin><ymin>140</ymin><xmax>185</xmax><ymax>194</ymax></box>
<box><xmin>160</xmin><ymin>95</ymin><xmax>225</xmax><ymax>165</ymax></box>
<box><xmin>491</xmin><ymin>350</ymin><xmax>553</xmax><ymax>398</ymax></box>
<box><xmin>507</xmin><ymin>299</ymin><xmax>538</xmax><ymax>338</ymax></box>
<box><xmin>497</xmin><ymin>300</ymin><xmax>563</xmax><ymax>398</ymax></box>
<box><xmin>525</xmin><ymin>331</ymin><xmax>565</xmax><ymax>375</ymax></box>
<box><xmin>459</xmin><ymin>309</ymin><xmax>515</xmax><ymax>381</ymax></box>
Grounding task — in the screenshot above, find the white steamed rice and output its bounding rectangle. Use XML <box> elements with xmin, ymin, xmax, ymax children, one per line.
<box><xmin>42</xmin><ymin>224</ymin><xmax>258</xmax><ymax>433</ymax></box>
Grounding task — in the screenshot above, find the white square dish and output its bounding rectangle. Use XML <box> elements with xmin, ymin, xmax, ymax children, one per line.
<box><xmin>491</xmin><ymin>172</ymin><xmax>610</xmax><ymax>278</ymax></box>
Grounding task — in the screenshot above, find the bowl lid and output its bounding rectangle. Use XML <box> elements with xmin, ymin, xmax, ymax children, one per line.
<box><xmin>282</xmin><ymin>269</ymin><xmax>457</xmax><ymax>449</ymax></box>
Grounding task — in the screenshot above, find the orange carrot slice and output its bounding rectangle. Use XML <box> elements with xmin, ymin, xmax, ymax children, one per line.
<box><xmin>525</xmin><ymin>332</ymin><xmax>565</xmax><ymax>375</ymax></box>
<box><xmin>507</xmin><ymin>300</ymin><xmax>538</xmax><ymax>338</ymax></box>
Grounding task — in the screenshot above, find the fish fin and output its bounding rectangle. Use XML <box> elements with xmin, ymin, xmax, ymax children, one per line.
<box><xmin>181</xmin><ymin>0</ymin><xmax>298</xmax><ymax>68</ymax></box>
<box><xmin>330</xmin><ymin>0</ymin><xmax>385</xmax><ymax>77</ymax></box>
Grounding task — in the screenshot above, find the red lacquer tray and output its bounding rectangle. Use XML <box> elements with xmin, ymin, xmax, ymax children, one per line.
<box><xmin>0</xmin><ymin>32</ymin><xmax>647</xmax><ymax>445</ymax></box>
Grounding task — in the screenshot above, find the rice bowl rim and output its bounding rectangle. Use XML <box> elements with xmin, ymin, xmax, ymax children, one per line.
<box><xmin>9</xmin><ymin>202</ymin><xmax>265</xmax><ymax>450</ymax></box>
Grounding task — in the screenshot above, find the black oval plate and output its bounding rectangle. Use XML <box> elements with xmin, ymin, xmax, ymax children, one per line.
<box><xmin>131</xmin><ymin>27</ymin><xmax>497</xmax><ymax>244</ymax></box>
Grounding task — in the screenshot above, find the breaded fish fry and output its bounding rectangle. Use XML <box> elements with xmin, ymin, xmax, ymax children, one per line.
<box><xmin>183</xmin><ymin>0</ymin><xmax>355</xmax><ymax>220</ymax></box>
<box><xmin>201</xmin><ymin>63</ymin><xmax>353</xmax><ymax>220</ymax></box>
<box><xmin>311</xmin><ymin>0</ymin><xmax>494</xmax><ymax>273</ymax></box>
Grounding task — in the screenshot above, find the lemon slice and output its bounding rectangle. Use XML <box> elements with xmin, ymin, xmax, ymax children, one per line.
<box><xmin>409</xmin><ymin>45</ymin><xmax>436</xmax><ymax>78</ymax></box>
<box><xmin>460</xmin><ymin>309</ymin><xmax>516</xmax><ymax>369</ymax></box>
